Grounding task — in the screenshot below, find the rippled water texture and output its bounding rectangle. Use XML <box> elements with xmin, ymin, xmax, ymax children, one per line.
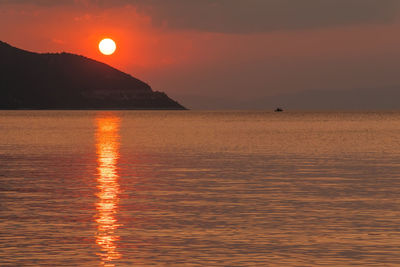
<box><xmin>1</xmin><ymin>111</ymin><xmax>400</xmax><ymax>266</ymax></box>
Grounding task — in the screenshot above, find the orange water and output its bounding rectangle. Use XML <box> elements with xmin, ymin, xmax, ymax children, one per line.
<box><xmin>1</xmin><ymin>111</ymin><xmax>400</xmax><ymax>266</ymax></box>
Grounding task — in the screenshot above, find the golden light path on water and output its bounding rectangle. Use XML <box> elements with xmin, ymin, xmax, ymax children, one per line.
<box><xmin>95</xmin><ymin>115</ymin><xmax>122</xmax><ymax>266</ymax></box>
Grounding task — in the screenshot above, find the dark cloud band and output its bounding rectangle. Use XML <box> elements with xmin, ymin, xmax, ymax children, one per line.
<box><xmin>1</xmin><ymin>0</ymin><xmax>399</xmax><ymax>33</ymax></box>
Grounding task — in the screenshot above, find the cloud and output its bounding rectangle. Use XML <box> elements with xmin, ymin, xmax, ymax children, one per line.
<box><xmin>0</xmin><ymin>0</ymin><xmax>70</xmax><ymax>6</ymax></box>
<box><xmin>1</xmin><ymin>0</ymin><xmax>399</xmax><ymax>33</ymax></box>
<box><xmin>133</xmin><ymin>0</ymin><xmax>400</xmax><ymax>33</ymax></box>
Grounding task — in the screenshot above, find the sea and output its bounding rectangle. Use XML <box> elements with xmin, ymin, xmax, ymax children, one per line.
<box><xmin>1</xmin><ymin>111</ymin><xmax>400</xmax><ymax>266</ymax></box>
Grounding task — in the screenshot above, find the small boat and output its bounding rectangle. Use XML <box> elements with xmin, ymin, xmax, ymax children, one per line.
<box><xmin>274</xmin><ymin>108</ymin><xmax>283</xmax><ymax>112</ymax></box>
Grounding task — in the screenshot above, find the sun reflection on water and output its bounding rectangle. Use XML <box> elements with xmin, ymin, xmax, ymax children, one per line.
<box><xmin>95</xmin><ymin>115</ymin><xmax>122</xmax><ymax>266</ymax></box>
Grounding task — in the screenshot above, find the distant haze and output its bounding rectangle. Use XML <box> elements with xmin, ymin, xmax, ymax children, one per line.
<box><xmin>1</xmin><ymin>0</ymin><xmax>400</xmax><ymax>109</ymax></box>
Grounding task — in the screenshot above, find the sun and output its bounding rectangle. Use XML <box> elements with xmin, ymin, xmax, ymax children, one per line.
<box><xmin>99</xmin><ymin>38</ymin><xmax>116</xmax><ymax>55</ymax></box>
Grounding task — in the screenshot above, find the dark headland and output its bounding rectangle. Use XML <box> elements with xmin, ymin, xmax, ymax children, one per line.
<box><xmin>0</xmin><ymin>41</ymin><xmax>185</xmax><ymax>109</ymax></box>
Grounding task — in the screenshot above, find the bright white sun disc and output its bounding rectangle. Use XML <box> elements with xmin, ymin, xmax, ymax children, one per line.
<box><xmin>99</xmin><ymin>38</ymin><xmax>116</xmax><ymax>55</ymax></box>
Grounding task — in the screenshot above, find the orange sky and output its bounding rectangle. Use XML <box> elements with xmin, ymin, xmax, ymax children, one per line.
<box><xmin>1</xmin><ymin>1</ymin><xmax>400</xmax><ymax>109</ymax></box>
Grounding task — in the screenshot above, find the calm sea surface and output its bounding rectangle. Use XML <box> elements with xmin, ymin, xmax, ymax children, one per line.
<box><xmin>1</xmin><ymin>111</ymin><xmax>400</xmax><ymax>266</ymax></box>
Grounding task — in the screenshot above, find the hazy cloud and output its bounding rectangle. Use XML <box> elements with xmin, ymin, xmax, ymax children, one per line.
<box><xmin>133</xmin><ymin>0</ymin><xmax>400</xmax><ymax>33</ymax></box>
<box><xmin>1</xmin><ymin>0</ymin><xmax>399</xmax><ymax>33</ymax></box>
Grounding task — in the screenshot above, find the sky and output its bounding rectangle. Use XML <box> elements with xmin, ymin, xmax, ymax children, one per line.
<box><xmin>1</xmin><ymin>0</ymin><xmax>400</xmax><ymax>109</ymax></box>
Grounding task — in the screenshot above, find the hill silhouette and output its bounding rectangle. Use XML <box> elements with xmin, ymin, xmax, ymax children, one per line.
<box><xmin>0</xmin><ymin>41</ymin><xmax>185</xmax><ymax>109</ymax></box>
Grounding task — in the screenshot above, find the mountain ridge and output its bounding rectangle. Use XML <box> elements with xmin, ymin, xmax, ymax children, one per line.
<box><xmin>0</xmin><ymin>41</ymin><xmax>185</xmax><ymax>110</ymax></box>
